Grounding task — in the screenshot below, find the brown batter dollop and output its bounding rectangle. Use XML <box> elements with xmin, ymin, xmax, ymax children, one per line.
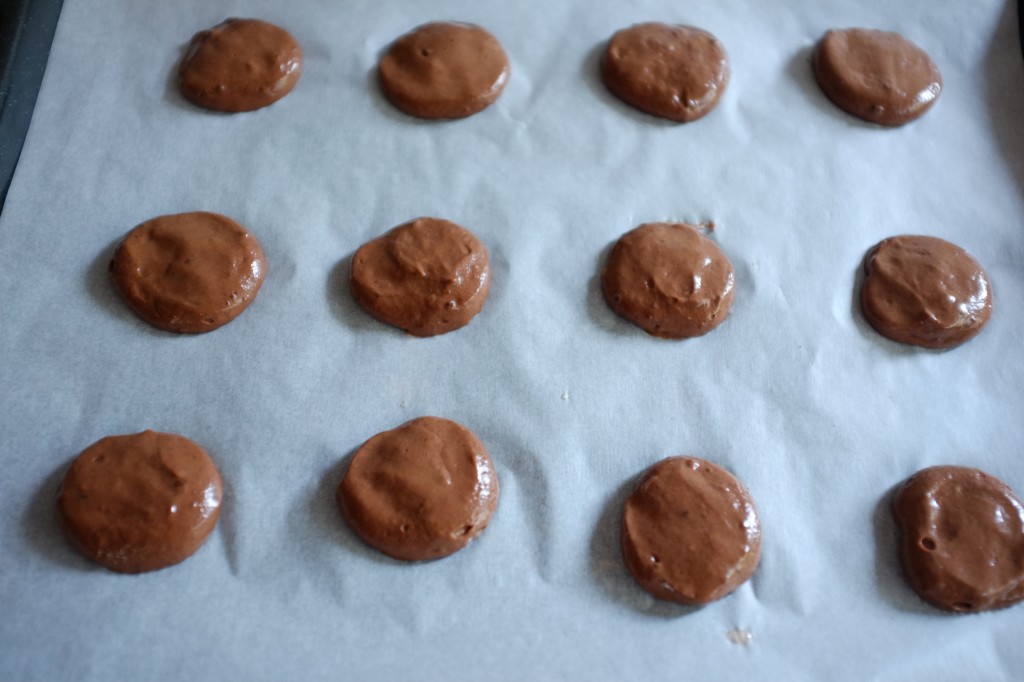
<box><xmin>601</xmin><ymin>23</ymin><xmax>729</xmax><ymax>123</ymax></box>
<box><xmin>602</xmin><ymin>222</ymin><xmax>735</xmax><ymax>338</ymax></box>
<box><xmin>350</xmin><ymin>217</ymin><xmax>490</xmax><ymax>337</ymax></box>
<box><xmin>56</xmin><ymin>430</ymin><xmax>223</xmax><ymax>574</ymax></box>
<box><xmin>178</xmin><ymin>18</ymin><xmax>302</xmax><ymax>112</ymax></box>
<box><xmin>621</xmin><ymin>456</ymin><xmax>761</xmax><ymax>605</ymax></box>
<box><xmin>110</xmin><ymin>212</ymin><xmax>267</xmax><ymax>334</ymax></box>
<box><xmin>813</xmin><ymin>28</ymin><xmax>942</xmax><ymax>127</ymax></box>
<box><xmin>861</xmin><ymin>235</ymin><xmax>992</xmax><ymax>349</ymax></box>
<box><xmin>892</xmin><ymin>466</ymin><xmax>1024</xmax><ymax>612</ymax></box>
<box><xmin>337</xmin><ymin>417</ymin><xmax>499</xmax><ymax>561</ymax></box>
<box><xmin>378</xmin><ymin>22</ymin><xmax>510</xmax><ymax>119</ymax></box>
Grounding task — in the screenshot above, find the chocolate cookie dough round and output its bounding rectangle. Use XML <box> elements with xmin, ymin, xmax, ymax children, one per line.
<box><xmin>602</xmin><ymin>222</ymin><xmax>735</xmax><ymax>338</ymax></box>
<box><xmin>178</xmin><ymin>18</ymin><xmax>302</xmax><ymax>112</ymax></box>
<box><xmin>350</xmin><ymin>217</ymin><xmax>490</xmax><ymax>337</ymax></box>
<box><xmin>813</xmin><ymin>28</ymin><xmax>942</xmax><ymax>126</ymax></box>
<box><xmin>892</xmin><ymin>466</ymin><xmax>1024</xmax><ymax>612</ymax></box>
<box><xmin>56</xmin><ymin>430</ymin><xmax>223</xmax><ymax>574</ymax></box>
<box><xmin>601</xmin><ymin>23</ymin><xmax>729</xmax><ymax>123</ymax></box>
<box><xmin>378</xmin><ymin>22</ymin><xmax>509</xmax><ymax>119</ymax></box>
<box><xmin>110</xmin><ymin>212</ymin><xmax>266</xmax><ymax>333</ymax></box>
<box><xmin>861</xmin><ymin>235</ymin><xmax>992</xmax><ymax>349</ymax></box>
<box><xmin>337</xmin><ymin>417</ymin><xmax>499</xmax><ymax>561</ymax></box>
<box><xmin>621</xmin><ymin>456</ymin><xmax>761</xmax><ymax>605</ymax></box>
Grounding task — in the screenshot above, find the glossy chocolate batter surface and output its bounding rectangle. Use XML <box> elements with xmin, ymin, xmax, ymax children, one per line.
<box><xmin>602</xmin><ymin>222</ymin><xmax>735</xmax><ymax>338</ymax></box>
<box><xmin>892</xmin><ymin>466</ymin><xmax>1024</xmax><ymax>612</ymax></box>
<box><xmin>621</xmin><ymin>456</ymin><xmax>761</xmax><ymax>605</ymax></box>
<box><xmin>601</xmin><ymin>23</ymin><xmax>729</xmax><ymax>123</ymax></box>
<box><xmin>813</xmin><ymin>28</ymin><xmax>941</xmax><ymax>126</ymax></box>
<box><xmin>861</xmin><ymin>235</ymin><xmax>992</xmax><ymax>349</ymax></box>
<box><xmin>337</xmin><ymin>417</ymin><xmax>499</xmax><ymax>561</ymax></box>
<box><xmin>110</xmin><ymin>212</ymin><xmax>266</xmax><ymax>334</ymax></box>
<box><xmin>350</xmin><ymin>217</ymin><xmax>490</xmax><ymax>337</ymax></box>
<box><xmin>178</xmin><ymin>18</ymin><xmax>302</xmax><ymax>112</ymax></box>
<box><xmin>56</xmin><ymin>430</ymin><xmax>223</xmax><ymax>574</ymax></box>
<box><xmin>378</xmin><ymin>22</ymin><xmax>509</xmax><ymax>119</ymax></box>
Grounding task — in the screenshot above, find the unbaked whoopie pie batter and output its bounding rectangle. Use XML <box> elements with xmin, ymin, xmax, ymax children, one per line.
<box><xmin>861</xmin><ymin>235</ymin><xmax>992</xmax><ymax>349</ymax></box>
<box><xmin>178</xmin><ymin>18</ymin><xmax>302</xmax><ymax>112</ymax></box>
<box><xmin>621</xmin><ymin>456</ymin><xmax>761</xmax><ymax>605</ymax></box>
<box><xmin>57</xmin><ymin>430</ymin><xmax>223</xmax><ymax>573</ymax></box>
<box><xmin>892</xmin><ymin>466</ymin><xmax>1024</xmax><ymax>612</ymax></box>
<box><xmin>378</xmin><ymin>22</ymin><xmax>510</xmax><ymax>119</ymax></box>
<box><xmin>813</xmin><ymin>28</ymin><xmax>942</xmax><ymax>126</ymax></box>
<box><xmin>350</xmin><ymin>217</ymin><xmax>490</xmax><ymax>337</ymax></box>
<box><xmin>109</xmin><ymin>212</ymin><xmax>267</xmax><ymax>334</ymax></box>
<box><xmin>601</xmin><ymin>23</ymin><xmax>729</xmax><ymax>123</ymax></box>
<box><xmin>602</xmin><ymin>222</ymin><xmax>735</xmax><ymax>338</ymax></box>
<box><xmin>337</xmin><ymin>417</ymin><xmax>499</xmax><ymax>561</ymax></box>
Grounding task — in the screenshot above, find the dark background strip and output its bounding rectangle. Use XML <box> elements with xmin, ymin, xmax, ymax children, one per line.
<box><xmin>0</xmin><ymin>0</ymin><xmax>65</xmax><ymax>212</ymax></box>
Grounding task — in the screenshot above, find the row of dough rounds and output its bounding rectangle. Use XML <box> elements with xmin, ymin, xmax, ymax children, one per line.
<box><xmin>57</xmin><ymin>424</ymin><xmax>1024</xmax><ymax>613</ymax></box>
<box><xmin>108</xmin><ymin>212</ymin><xmax>994</xmax><ymax>349</ymax></box>
<box><xmin>178</xmin><ymin>18</ymin><xmax>943</xmax><ymax>126</ymax></box>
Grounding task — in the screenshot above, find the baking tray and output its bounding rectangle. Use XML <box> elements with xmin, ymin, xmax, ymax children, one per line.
<box><xmin>1</xmin><ymin>1</ymin><xmax>1023</xmax><ymax>680</ymax></box>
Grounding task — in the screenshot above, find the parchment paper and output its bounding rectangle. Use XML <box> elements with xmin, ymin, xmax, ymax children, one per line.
<box><xmin>2</xmin><ymin>0</ymin><xmax>1023</xmax><ymax>680</ymax></box>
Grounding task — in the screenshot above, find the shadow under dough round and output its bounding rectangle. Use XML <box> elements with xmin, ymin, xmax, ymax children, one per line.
<box><xmin>621</xmin><ymin>456</ymin><xmax>762</xmax><ymax>605</ymax></box>
<box><xmin>860</xmin><ymin>235</ymin><xmax>992</xmax><ymax>349</ymax></box>
<box><xmin>892</xmin><ymin>466</ymin><xmax>1024</xmax><ymax>612</ymax></box>
<box><xmin>336</xmin><ymin>417</ymin><xmax>499</xmax><ymax>561</ymax></box>
<box><xmin>601</xmin><ymin>22</ymin><xmax>729</xmax><ymax>123</ymax></box>
<box><xmin>601</xmin><ymin>222</ymin><xmax>735</xmax><ymax>339</ymax></box>
<box><xmin>349</xmin><ymin>217</ymin><xmax>490</xmax><ymax>337</ymax></box>
<box><xmin>813</xmin><ymin>28</ymin><xmax>941</xmax><ymax>126</ymax></box>
<box><xmin>109</xmin><ymin>211</ymin><xmax>267</xmax><ymax>334</ymax></box>
<box><xmin>378</xmin><ymin>22</ymin><xmax>509</xmax><ymax>119</ymax></box>
<box><xmin>56</xmin><ymin>430</ymin><xmax>223</xmax><ymax>574</ymax></box>
<box><xmin>178</xmin><ymin>18</ymin><xmax>302</xmax><ymax>112</ymax></box>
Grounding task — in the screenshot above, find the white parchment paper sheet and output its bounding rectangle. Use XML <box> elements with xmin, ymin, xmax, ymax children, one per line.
<box><xmin>2</xmin><ymin>0</ymin><xmax>1023</xmax><ymax>679</ymax></box>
